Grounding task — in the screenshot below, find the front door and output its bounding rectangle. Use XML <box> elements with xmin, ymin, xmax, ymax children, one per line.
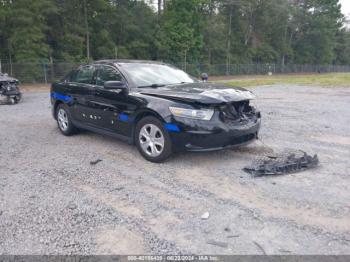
<box><xmin>89</xmin><ymin>65</ymin><xmax>134</xmax><ymax>136</ymax></box>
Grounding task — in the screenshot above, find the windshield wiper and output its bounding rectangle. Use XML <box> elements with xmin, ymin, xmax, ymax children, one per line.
<box><xmin>138</xmin><ymin>84</ymin><xmax>166</xmax><ymax>88</ymax></box>
<box><xmin>169</xmin><ymin>82</ymin><xmax>193</xmax><ymax>85</ymax></box>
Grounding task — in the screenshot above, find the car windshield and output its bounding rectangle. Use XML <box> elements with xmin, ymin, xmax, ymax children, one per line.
<box><xmin>120</xmin><ymin>63</ymin><xmax>197</xmax><ymax>87</ymax></box>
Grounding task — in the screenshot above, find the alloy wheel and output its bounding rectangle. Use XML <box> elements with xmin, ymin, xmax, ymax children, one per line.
<box><xmin>139</xmin><ymin>124</ymin><xmax>165</xmax><ymax>157</ymax></box>
<box><xmin>57</xmin><ymin>108</ymin><xmax>69</xmax><ymax>131</ymax></box>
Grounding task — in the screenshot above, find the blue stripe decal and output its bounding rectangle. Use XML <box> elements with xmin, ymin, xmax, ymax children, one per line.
<box><xmin>164</xmin><ymin>123</ymin><xmax>180</xmax><ymax>132</ymax></box>
<box><xmin>51</xmin><ymin>92</ymin><xmax>72</xmax><ymax>103</ymax></box>
<box><xmin>119</xmin><ymin>113</ymin><xmax>129</xmax><ymax>122</ymax></box>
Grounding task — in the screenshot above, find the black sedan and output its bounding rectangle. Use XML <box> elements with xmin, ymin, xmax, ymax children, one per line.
<box><xmin>51</xmin><ymin>60</ymin><xmax>261</xmax><ymax>162</ymax></box>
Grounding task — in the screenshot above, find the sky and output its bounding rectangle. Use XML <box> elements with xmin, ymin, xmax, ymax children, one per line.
<box><xmin>340</xmin><ymin>0</ymin><xmax>350</xmax><ymax>17</ymax></box>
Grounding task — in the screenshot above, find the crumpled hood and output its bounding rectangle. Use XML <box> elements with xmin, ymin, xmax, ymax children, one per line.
<box><xmin>0</xmin><ymin>73</ymin><xmax>18</xmax><ymax>83</ymax></box>
<box><xmin>136</xmin><ymin>82</ymin><xmax>255</xmax><ymax>104</ymax></box>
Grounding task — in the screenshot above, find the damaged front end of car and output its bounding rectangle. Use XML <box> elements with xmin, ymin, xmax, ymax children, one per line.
<box><xmin>166</xmin><ymin>99</ymin><xmax>261</xmax><ymax>152</ymax></box>
<box><xmin>219</xmin><ymin>99</ymin><xmax>260</xmax><ymax>125</ymax></box>
<box><xmin>0</xmin><ymin>73</ymin><xmax>22</xmax><ymax>105</ymax></box>
<box><xmin>135</xmin><ymin>82</ymin><xmax>261</xmax><ymax>152</ymax></box>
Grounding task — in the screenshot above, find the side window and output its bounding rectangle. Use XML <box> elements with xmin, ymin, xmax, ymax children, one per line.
<box><xmin>96</xmin><ymin>66</ymin><xmax>122</xmax><ymax>86</ymax></box>
<box><xmin>73</xmin><ymin>66</ymin><xmax>95</xmax><ymax>84</ymax></box>
<box><xmin>61</xmin><ymin>70</ymin><xmax>78</xmax><ymax>82</ymax></box>
<box><xmin>69</xmin><ymin>70</ymin><xmax>78</xmax><ymax>82</ymax></box>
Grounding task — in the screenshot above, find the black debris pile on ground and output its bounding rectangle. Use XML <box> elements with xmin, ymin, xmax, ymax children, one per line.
<box><xmin>243</xmin><ymin>149</ymin><xmax>319</xmax><ymax>176</ymax></box>
<box><xmin>89</xmin><ymin>159</ymin><xmax>102</xmax><ymax>165</ymax></box>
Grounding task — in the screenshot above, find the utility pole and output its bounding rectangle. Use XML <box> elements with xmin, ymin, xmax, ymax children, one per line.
<box><xmin>226</xmin><ymin>6</ymin><xmax>233</xmax><ymax>76</ymax></box>
<box><xmin>50</xmin><ymin>55</ymin><xmax>54</xmax><ymax>82</ymax></box>
<box><xmin>223</xmin><ymin>0</ymin><xmax>247</xmax><ymax>75</ymax></box>
<box><xmin>184</xmin><ymin>49</ymin><xmax>187</xmax><ymax>72</ymax></box>
<box><xmin>158</xmin><ymin>0</ymin><xmax>162</xmax><ymax>17</ymax></box>
<box><xmin>8</xmin><ymin>47</ymin><xmax>13</xmax><ymax>75</ymax></box>
<box><xmin>83</xmin><ymin>0</ymin><xmax>90</xmax><ymax>61</ymax></box>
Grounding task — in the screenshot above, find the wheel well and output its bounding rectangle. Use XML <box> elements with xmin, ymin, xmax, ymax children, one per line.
<box><xmin>53</xmin><ymin>101</ymin><xmax>63</xmax><ymax>119</ymax></box>
<box><xmin>131</xmin><ymin>110</ymin><xmax>164</xmax><ymax>143</ymax></box>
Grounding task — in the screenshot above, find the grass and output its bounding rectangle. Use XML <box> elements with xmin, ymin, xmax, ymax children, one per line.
<box><xmin>19</xmin><ymin>72</ymin><xmax>350</xmax><ymax>92</ymax></box>
<box><xmin>222</xmin><ymin>72</ymin><xmax>350</xmax><ymax>87</ymax></box>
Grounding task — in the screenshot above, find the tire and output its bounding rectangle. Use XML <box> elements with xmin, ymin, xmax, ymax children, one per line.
<box><xmin>9</xmin><ymin>94</ymin><xmax>21</xmax><ymax>104</ymax></box>
<box><xmin>135</xmin><ymin>116</ymin><xmax>172</xmax><ymax>163</ymax></box>
<box><xmin>14</xmin><ymin>93</ymin><xmax>22</xmax><ymax>104</ymax></box>
<box><xmin>8</xmin><ymin>97</ymin><xmax>16</xmax><ymax>104</ymax></box>
<box><xmin>56</xmin><ymin>103</ymin><xmax>78</xmax><ymax>136</ymax></box>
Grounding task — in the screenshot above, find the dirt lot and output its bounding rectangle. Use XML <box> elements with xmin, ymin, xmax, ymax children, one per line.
<box><xmin>0</xmin><ymin>84</ymin><xmax>349</xmax><ymax>255</ymax></box>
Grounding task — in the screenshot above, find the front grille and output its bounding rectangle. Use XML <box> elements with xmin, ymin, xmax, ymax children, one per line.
<box><xmin>219</xmin><ymin>100</ymin><xmax>256</xmax><ymax>123</ymax></box>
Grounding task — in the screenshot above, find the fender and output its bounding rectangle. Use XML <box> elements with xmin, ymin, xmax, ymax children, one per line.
<box><xmin>129</xmin><ymin>108</ymin><xmax>166</xmax><ymax>144</ymax></box>
<box><xmin>51</xmin><ymin>91</ymin><xmax>72</xmax><ymax>103</ymax></box>
<box><xmin>51</xmin><ymin>91</ymin><xmax>73</xmax><ymax>119</ymax></box>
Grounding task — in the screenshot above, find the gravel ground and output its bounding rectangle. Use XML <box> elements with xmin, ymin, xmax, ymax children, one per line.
<box><xmin>0</xmin><ymin>85</ymin><xmax>349</xmax><ymax>255</ymax></box>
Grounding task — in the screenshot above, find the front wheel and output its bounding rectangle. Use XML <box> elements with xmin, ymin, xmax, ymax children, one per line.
<box><xmin>11</xmin><ymin>94</ymin><xmax>22</xmax><ymax>104</ymax></box>
<box><xmin>7</xmin><ymin>94</ymin><xmax>21</xmax><ymax>104</ymax></box>
<box><xmin>14</xmin><ymin>93</ymin><xmax>22</xmax><ymax>103</ymax></box>
<box><xmin>135</xmin><ymin>116</ymin><xmax>172</xmax><ymax>163</ymax></box>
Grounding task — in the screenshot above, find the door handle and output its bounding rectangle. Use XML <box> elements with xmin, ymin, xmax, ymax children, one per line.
<box><xmin>90</xmin><ymin>100</ymin><xmax>116</xmax><ymax>109</ymax></box>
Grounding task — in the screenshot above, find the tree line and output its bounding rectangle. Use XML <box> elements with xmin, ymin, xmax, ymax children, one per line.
<box><xmin>0</xmin><ymin>0</ymin><xmax>349</xmax><ymax>68</ymax></box>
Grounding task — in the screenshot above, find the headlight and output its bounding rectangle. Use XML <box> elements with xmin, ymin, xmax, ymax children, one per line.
<box><xmin>169</xmin><ymin>106</ymin><xmax>214</xmax><ymax>121</ymax></box>
<box><xmin>249</xmin><ymin>99</ymin><xmax>258</xmax><ymax>110</ymax></box>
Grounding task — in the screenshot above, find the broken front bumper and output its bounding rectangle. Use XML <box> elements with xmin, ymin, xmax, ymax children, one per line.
<box><xmin>169</xmin><ymin>117</ymin><xmax>261</xmax><ymax>152</ymax></box>
<box><xmin>243</xmin><ymin>149</ymin><xmax>319</xmax><ymax>176</ymax></box>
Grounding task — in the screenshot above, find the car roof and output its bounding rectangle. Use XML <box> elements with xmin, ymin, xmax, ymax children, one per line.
<box><xmin>92</xmin><ymin>59</ymin><xmax>166</xmax><ymax>65</ymax></box>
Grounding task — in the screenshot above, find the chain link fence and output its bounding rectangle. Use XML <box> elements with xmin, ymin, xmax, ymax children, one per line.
<box><xmin>1</xmin><ymin>61</ymin><xmax>350</xmax><ymax>84</ymax></box>
<box><xmin>180</xmin><ymin>63</ymin><xmax>350</xmax><ymax>77</ymax></box>
<box><xmin>0</xmin><ymin>62</ymin><xmax>79</xmax><ymax>84</ymax></box>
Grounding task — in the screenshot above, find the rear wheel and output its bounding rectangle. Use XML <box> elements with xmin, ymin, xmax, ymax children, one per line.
<box><xmin>56</xmin><ymin>104</ymin><xmax>77</xmax><ymax>136</ymax></box>
<box><xmin>135</xmin><ymin>116</ymin><xmax>172</xmax><ymax>162</ymax></box>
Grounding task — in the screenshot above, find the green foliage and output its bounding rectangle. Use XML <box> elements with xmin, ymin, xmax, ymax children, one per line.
<box><xmin>250</xmin><ymin>43</ymin><xmax>279</xmax><ymax>63</ymax></box>
<box><xmin>292</xmin><ymin>0</ymin><xmax>344</xmax><ymax>64</ymax></box>
<box><xmin>4</xmin><ymin>0</ymin><xmax>57</xmax><ymax>62</ymax></box>
<box><xmin>0</xmin><ymin>0</ymin><xmax>349</xmax><ymax>67</ymax></box>
<box><xmin>157</xmin><ymin>0</ymin><xmax>207</xmax><ymax>64</ymax></box>
<box><xmin>334</xmin><ymin>29</ymin><xmax>350</xmax><ymax>65</ymax></box>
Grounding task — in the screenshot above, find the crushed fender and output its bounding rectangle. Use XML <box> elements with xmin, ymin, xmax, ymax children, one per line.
<box><xmin>0</xmin><ymin>73</ymin><xmax>22</xmax><ymax>105</ymax></box>
<box><xmin>243</xmin><ymin>149</ymin><xmax>319</xmax><ymax>176</ymax></box>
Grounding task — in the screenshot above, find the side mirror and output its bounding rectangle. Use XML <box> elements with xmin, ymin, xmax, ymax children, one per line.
<box><xmin>104</xmin><ymin>81</ymin><xmax>127</xmax><ymax>91</ymax></box>
<box><xmin>200</xmin><ymin>73</ymin><xmax>208</xmax><ymax>82</ymax></box>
